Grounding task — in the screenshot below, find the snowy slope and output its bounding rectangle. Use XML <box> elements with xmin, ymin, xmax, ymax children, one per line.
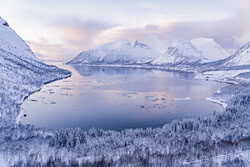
<box><xmin>152</xmin><ymin>38</ymin><xmax>229</xmax><ymax>66</ymax></box>
<box><xmin>191</xmin><ymin>38</ymin><xmax>229</xmax><ymax>61</ymax></box>
<box><xmin>67</xmin><ymin>40</ymin><xmax>159</xmax><ymax>65</ymax></box>
<box><xmin>0</xmin><ymin>17</ymin><xmax>36</xmax><ymax>61</ymax></box>
<box><xmin>222</xmin><ymin>42</ymin><xmax>250</xmax><ymax>66</ymax></box>
<box><xmin>200</xmin><ymin>42</ymin><xmax>250</xmax><ymax>71</ymax></box>
<box><xmin>152</xmin><ymin>41</ymin><xmax>207</xmax><ymax>66</ymax></box>
<box><xmin>0</xmin><ymin>17</ymin><xmax>71</xmax><ymax>126</ymax></box>
<box><xmin>196</xmin><ymin>42</ymin><xmax>250</xmax><ymax>85</ymax></box>
<box><xmin>68</xmin><ymin>38</ymin><xmax>229</xmax><ymax>67</ymax></box>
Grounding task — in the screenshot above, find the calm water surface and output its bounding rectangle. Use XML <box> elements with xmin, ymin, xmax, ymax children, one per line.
<box><xmin>21</xmin><ymin>62</ymin><xmax>226</xmax><ymax>131</ymax></box>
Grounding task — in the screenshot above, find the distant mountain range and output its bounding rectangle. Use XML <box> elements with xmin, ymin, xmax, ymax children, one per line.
<box><xmin>152</xmin><ymin>38</ymin><xmax>230</xmax><ymax>66</ymax></box>
<box><xmin>67</xmin><ymin>38</ymin><xmax>250</xmax><ymax>69</ymax></box>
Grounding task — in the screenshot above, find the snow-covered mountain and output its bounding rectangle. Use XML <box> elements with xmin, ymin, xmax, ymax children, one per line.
<box><xmin>222</xmin><ymin>42</ymin><xmax>250</xmax><ymax>66</ymax></box>
<box><xmin>0</xmin><ymin>17</ymin><xmax>70</xmax><ymax>125</ymax></box>
<box><xmin>67</xmin><ymin>38</ymin><xmax>230</xmax><ymax>67</ymax></box>
<box><xmin>152</xmin><ymin>38</ymin><xmax>230</xmax><ymax>66</ymax></box>
<box><xmin>0</xmin><ymin>17</ymin><xmax>36</xmax><ymax>61</ymax></box>
<box><xmin>67</xmin><ymin>40</ymin><xmax>159</xmax><ymax>65</ymax></box>
<box><xmin>191</xmin><ymin>38</ymin><xmax>229</xmax><ymax>61</ymax></box>
<box><xmin>201</xmin><ymin>42</ymin><xmax>250</xmax><ymax>71</ymax></box>
<box><xmin>152</xmin><ymin>41</ymin><xmax>206</xmax><ymax>66</ymax></box>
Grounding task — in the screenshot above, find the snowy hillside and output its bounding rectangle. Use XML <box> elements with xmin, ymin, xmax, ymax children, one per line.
<box><xmin>191</xmin><ymin>38</ymin><xmax>229</xmax><ymax>61</ymax></box>
<box><xmin>152</xmin><ymin>38</ymin><xmax>229</xmax><ymax>66</ymax></box>
<box><xmin>0</xmin><ymin>17</ymin><xmax>71</xmax><ymax>126</ymax></box>
<box><xmin>201</xmin><ymin>42</ymin><xmax>250</xmax><ymax>69</ymax></box>
<box><xmin>197</xmin><ymin>42</ymin><xmax>250</xmax><ymax>83</ymax></box>
<box><xmin>67</xmin><ymin>38</ymin><xmax>230</xmax><ymax>67</ymax></box>
<box><xmin>67</xmin><ymin>40</ymin><xmax>159</xmax><ymax>65</ymax></box>
<box><xmin>152</xmin><ymin>41</ymin><xmax>206</xmax><ymax>66</ymax></box>
<box><xmin>0</xmin><ymin>17</ymin><xmax>36</xmax><ymax>61</ymax></box>
<box><xmin>222</xmin><ymin>42</ymin><xmax>250</xmax><ymax>66</ymax></box>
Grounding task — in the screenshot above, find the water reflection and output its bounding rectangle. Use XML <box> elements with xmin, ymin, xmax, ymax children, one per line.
<box><xmin>72</xmin><ymin>65</ymin><xmax>152</xmax><ymax>76</ymax></box>
<box><xmin>21</xmin><ymin>63</ymin><xmax>226</xmax><ymax>131</ymax></box>
<box><xmin>72</xmin><ymin>65</ymin><xmax>194</xmax><ymax>79</ymax></box>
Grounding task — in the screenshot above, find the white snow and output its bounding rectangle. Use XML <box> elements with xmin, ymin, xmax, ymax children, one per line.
<box><xmin>152</xmin><ymin>41</ymin><xmax>206</xmax><ymax>65</ymax></box>
<box><xmin>2</xmin><ymin>15</ymin><xmax>250</xmax><ymax>167</ymax></box>
<box><xmin>174</xmin><ymin>97</ymin><xmax>191</xmax><ymax>101</ymax></box>
<box><xmin>206</xmin><ymin>96</ymin><xmax>227</xmax><ymax>108</ymax></box>
<box><xmin>67</xmin><ymin>40</ymin><xmax>159</xmax><ymax>65</ymax></box>
<box><xmin>0</xmin><ymin>17</ymin><xmax>71</xmax><ymax>126</ymax></box>
<box><xmin>152</xmin><ymin>38</ymin><xmax>229</xmax><ymax>66</ymax></box>
<box><xmin>145</xmin><ymin>96</ymin><xmax>159</xmax><ymax>101</ymax></box>
<box><xmin>223</xmin><ymin>42</ymin><xmax>250</xmax><ymax>66</ymax></box>
<box><xmin>196</xmin><ymin>69</ymin><xmax>250</xmax><ymax>84</ymax></box>
<box><xmin>196</xmin><ymin>43</ymin><xmax>250</xmax><ymax>84</ymax></box>
<box><xmin>0</xmin><ymin>17</ymin><xmax>36</xmax><ymax>60</ymax></box>
<box><xmin>68</xmin><ymin>37</ymin><xmax>230</xmax><ymax>68</ymax></box>
<box><xmin>191</xmin><ymin>38</ymin><xmax>230</xmax><ymax>61</ymax></box>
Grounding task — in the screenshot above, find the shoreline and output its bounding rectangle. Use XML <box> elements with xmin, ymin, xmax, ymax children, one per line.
<box><xmin>15</xmin><ymin>73</ymin><xmax>72</xmax><ymax>124</ymax></box>
<box><xmin>206</xmin><ymin>96</ymin><xmax>228</xmax><ymax>108</ymax></box>
<box><xmin>6</xmin><ymin>62</ymin><xmax>250</xmax><ymax>166</ymax></box>
<box><xmin>67</xmin><ymin>63</ymin><xmax>197</xmax><ymax>74</ymax></box>
<box><xmin>20</xmin><ymin>63</ymin><xmax>228</xmax><ymax>128</ymax></box>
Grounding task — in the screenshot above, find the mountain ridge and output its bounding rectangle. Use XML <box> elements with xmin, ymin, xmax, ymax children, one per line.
<box><xmin>67</xmin><ymin>40</ymin><xmax>159</xmax><ymax>65</ymax></box>
<box><xmin>68</xmin><ymin>38</ymin><xmax>231</xmax><ymax>67</ymax></box>
<box><xmin>0</xmin><ymin>16</ymin><xmax>71</xmax><ymax>125</ymax></box>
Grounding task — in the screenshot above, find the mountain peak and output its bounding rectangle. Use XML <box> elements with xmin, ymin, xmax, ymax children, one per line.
<box><xmin>67</xmin><ymin>40</ymin><xmax>158</xmax><ymax>65</ymax></box>
<box><xmin>152</xmin><ymin>41</ymin><xmax>205</xmax><ymax>66</ymax></box>
<box><xmin>190</xmin><ymin>37</ymin><xmax>229</xmax><ymax>61</ymax></box>
<box><xmin>133</xmin><ymin>40</ymin><xmax>149</xmax><ymax>49</ymax></box>
<box><xmin>0</xmin><ymin>17</ymin><xmax>9</xmax><ymax>27</ymax></box>
<box><xmin>152</xmin><ymin>38</ymin><xmax>231</xmax><ymax>66</ymax></box>
<box><xmin>191</xmin><ymin>38</ymin><xmax>214</xmax><ymax>45</ymax></box>
<box><xmin>223</xmin><ymin>42</ymin><xmax>250</xmax><ymax>66</ymax></box>
<box><xmin>99</xmin><ymin>40</ymin><xmax>131</xmax><ymax>50</ymax></box>
<box><xmin>0</xmin><ymin>16</ymin><xmax>35</xmax><ymax>60</ymax></box>
<box><xmin>233</xmin><ymin>42</ymin><xmax>250</xmax><ymax>56</ymax></box>
<box><xmin>239</xmin><ymin>42</ymin><xmax>250</xmax><ymax>50</ymax></box>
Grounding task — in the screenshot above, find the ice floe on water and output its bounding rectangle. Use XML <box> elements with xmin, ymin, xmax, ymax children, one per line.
<box><xmin>60</xmin><ymin>87</ymin><xmax>72</xmax><ymax>90</ymax></box>
<box><xmin>60</xmin><ymin>93</ymin><xmax>73</xmax><ymax>96</ymax></box>
<box><xmin>145</xmin><ymin>96</ymin><xmax>159</xmax><ymax>101</ymax></box>
<box><xmin>29</xmin><ymin>99</ymin><xmax>38</xmax><ymax>102</ymax></box>
<box><xmin>62</xmin><ymin>80</ymin><xmax>72</xmax><ymax>83</ymax></box>
<box><xmin>123</xmin><ymin>92</ymin><xmax>138</xmax><ymax>97</ymax></box>
<box><xmin>174</xmin><ymin>97</ymin><xmax>191</xmax><ymax>101</ymax></box>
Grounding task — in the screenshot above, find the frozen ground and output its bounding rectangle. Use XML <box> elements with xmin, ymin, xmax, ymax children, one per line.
<box><xmin>1</xmin><ymin>16</ymin><xmax>250</xmax><ymax>166</ymax></box>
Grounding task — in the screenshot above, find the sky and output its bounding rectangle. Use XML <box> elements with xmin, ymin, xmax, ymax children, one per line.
<box><xmin>0</xmin><ymin>0</ymin><xmax>249</xmax><ymax>61</ymax></box>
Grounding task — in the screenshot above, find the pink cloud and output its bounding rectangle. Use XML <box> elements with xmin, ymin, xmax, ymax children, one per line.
<box><xmin>51</xmin><ymin>18</ymin><xmax>118</xmax><ymax>50</ymax></box>
<box><xmin>27</xmin><ymin>1</ymin><xmax>249</xmax><ymax>61</ymax></box>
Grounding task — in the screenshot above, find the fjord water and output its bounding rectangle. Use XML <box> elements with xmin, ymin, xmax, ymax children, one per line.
<box><xmin>21</xmin><ymin>62</ymin><xmax>225</xmax><ymax>131</ymax></box>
